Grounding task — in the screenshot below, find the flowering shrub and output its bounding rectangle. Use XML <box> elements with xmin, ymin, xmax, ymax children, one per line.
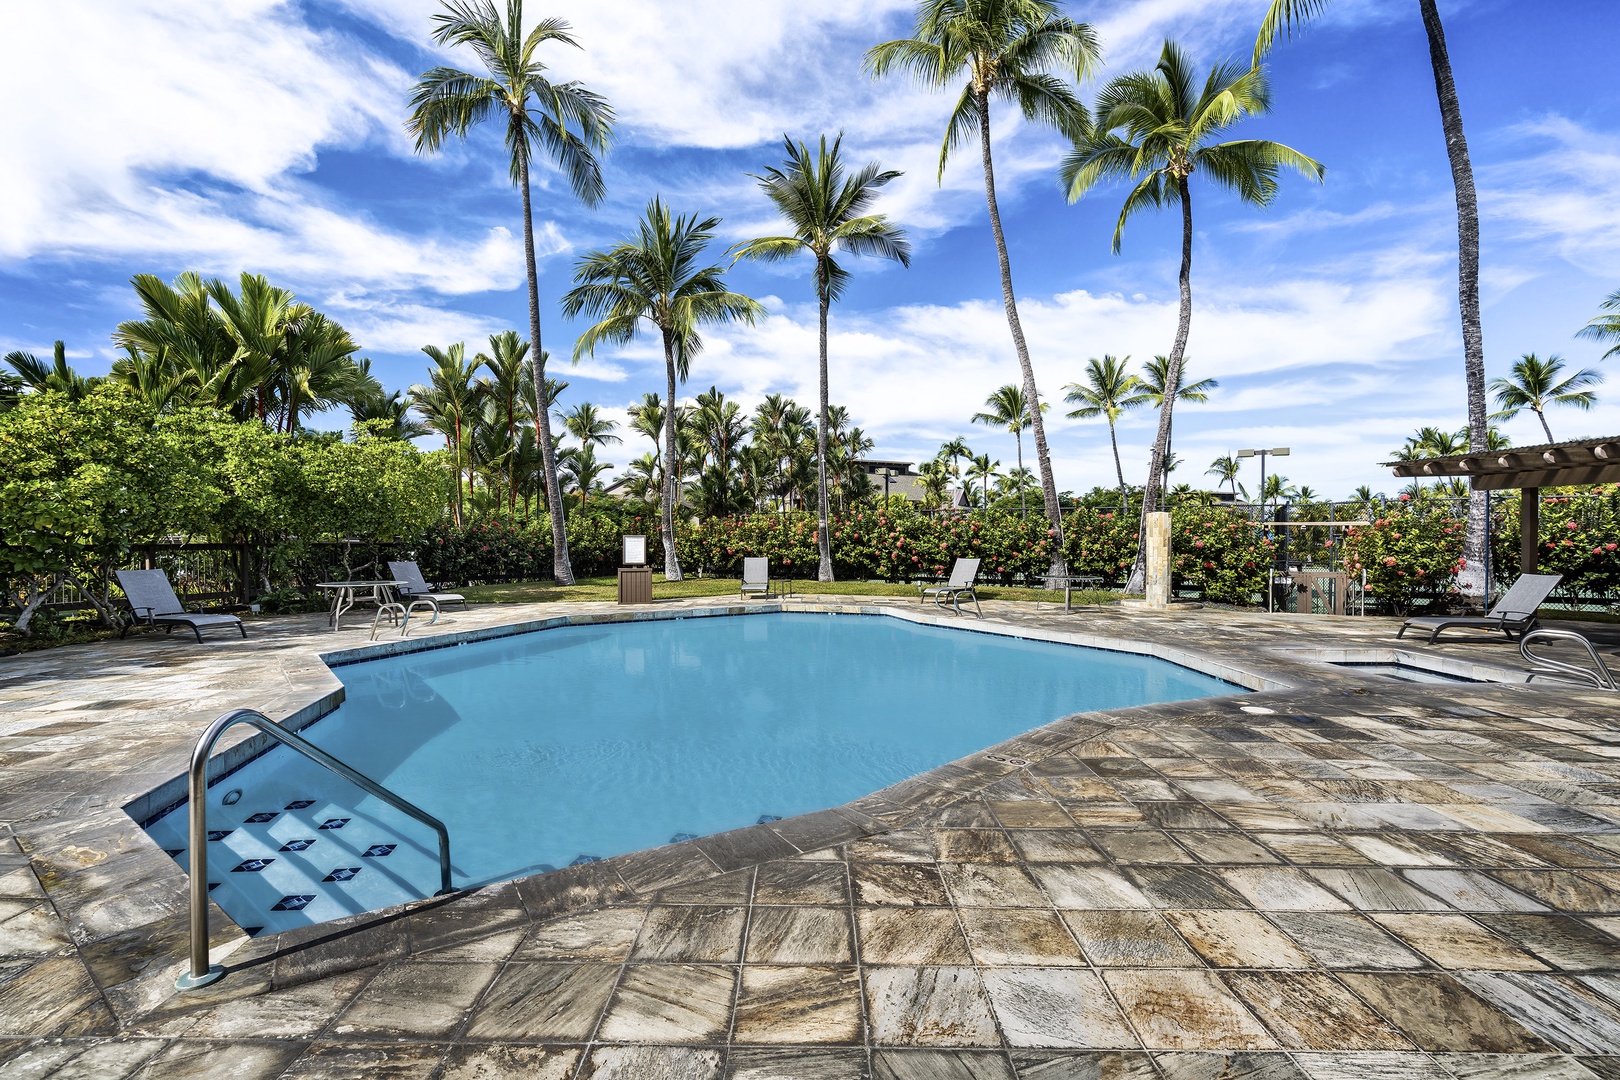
<box><xmin>1063</xmin><ymin>506</ymin><xmax>1140</xmax><ymax>585</ymax></box>
<box><xmin>1341</xmin><ymin>505</ymin><xmax>1465</xmax><ymax>613</ymax></box>
<box><xmin>1169</xmin><ymin>505</ymin><xmax>1276</xmax><ymax>604</ymax></box>
<box><xmin>1489</xmin><ymin>486</ymin><xmax>1620</xmax><ymax>595</ymax></box>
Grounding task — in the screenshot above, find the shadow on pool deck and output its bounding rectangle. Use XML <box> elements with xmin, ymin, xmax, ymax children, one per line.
<box><xmin>1</xmin><ymin>596</ymin><xmax>1619</xmax><ymax>1077</ymax></box>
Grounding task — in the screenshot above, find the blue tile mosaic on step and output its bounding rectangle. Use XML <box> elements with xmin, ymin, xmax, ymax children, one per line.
<box><xmin>361</xmin><ymin>844</ymin><xmax>395</xmax><ymax>857</ymax></box>
<box><xmin>231</xmin><ymin>859</ymin><xmax>274</xmax><ymax>873</ymax></box>
<box><xmin>323</xmin><ymin>868</ymin><xmax>361</xmax><ymax>882</ymax></box>
<box><xmin>570</xmin><ymin>854</ymin><xmax>602</xmax><ymax>865</ymax></box>
<box><xmin>243</xmin><ymin>812</ymin><xmax>278</xmax><ymax>823</ymax></box>
<box><xmin>207</xmin><ymin>830</ymin><xmax>233</xmax><ymax>841</ymax></box>
<box><xmin>670</xmin><ymin>832</ymin><xmax>697</xmax><ymax>843</ymax></box>
<box><xmin>284</xmin><ymin>799</ymin><xmax>315</xmax><ymax>809</ymax></box>
<box><xmin>318</xmin><ymin>818</ymin><xmax>349</xmax><ymax>830</ymax></box>
<box><xmin>270</xmin><ymin>895</ymin><xmax>314</xmax><ymax>912</ymax></box>
<box><xmin>279</xmin><ymin>839</ymin><xmax>317</xmax><ymax>852</ymax></box>
<box><xmin>757</xmin><ymin>814</ymin><xmax>782</xmax><ymax>824</ymax></box>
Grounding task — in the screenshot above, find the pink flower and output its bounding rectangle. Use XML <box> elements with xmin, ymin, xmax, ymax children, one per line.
<box><xmin>1383</xmin><ymin>556</ymin><xmax>1397</xmax><ymax>567</ymax></box>
<box><xmin>1566</xmin><ymin>520</ymin><xmax>1579</xmax><ymax>530</ymax></box>
<box><xmin>1399</xmin><ymin>494</ymin><xmax>1411</xmax><ymax>502</ymax></box>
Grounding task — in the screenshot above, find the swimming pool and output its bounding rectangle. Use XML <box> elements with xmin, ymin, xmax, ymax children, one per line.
<box><xmin>142</xmin><ymin>612</ymin><xmax>1241</xmax><ymax>934</ymax></box>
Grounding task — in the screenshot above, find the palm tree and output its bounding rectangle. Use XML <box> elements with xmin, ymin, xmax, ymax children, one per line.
<box><xmin>1063</xmin><ymin>354</ymin><xmax>1149</xmax><ymax>508</ymax></box>
<box><xmin>350</xmin><ymin>382</ymin><xmax>431</xmax><ymax>441</ymax></box>
<box><xmin>3</xmin><ymin>342</ymin><xmax>97</xmax><ymax>400</ymax></box>
<box><xmin>732</xmin><ymin>134</ymin><xmax>911</xmax><ymax>582</ymax></box>
<box><xmin>205</xmin><ymin>273</ymin><xmax>296</xmax><ymax>424</ymax></box>
<box><xmin>1489</xmin><ymin>353</ymin><xmax>1602</xmax><ymax>443</ymax></box>
<box><xmin>561</xmin><ymin>401</ymin><xmax>622</xmax><ymax>452</ymax></box>
<box><xmin>1577</xmin><ymin>290</ymin><xmax>1620</xmax><ymax>360</ymax></box>
<box><xmin>562</xmin><ymin>199</ymin><xmax>764</xmax><ymax>579</ymax></box>
<box><xmin>407</xmin><ymin>0</ymin><xmax>614</xmax><ymax>585</ymax></box>
<box><xmin>1256</xmin><ymin>0</ymin><xmax>1486</xmax><ymax>600</ymax></box>
<box><xmin>1062</xmin><ymin>41</ymin><xmax>1321</xmax><ymax>590</ymax></box>
<box><xmin>1206</xmin><ymin>453</ymin><xmax>1241</xmax><ymax>495</ymax></box>
<box><xmin>475</xmin><ymin>330</ymin><xmax>532</xmax><ymax>512</ymax></box>
<box><xmin>938</xmin><ymin>436</ymin><xmax>971</xmax><ymax>483</ymax></box>
<box><xmin>966</xmin><ymin>452</ymin><xmax>1000</xmax><ymax>510</ymax></box>
<box><xmin>410</xmin><ymin>343</ymin><xmax>485</xmax><ymax>524</ymax></box>
<box><xmin>1137</xmin><ymin>354</ymin><xmax>1217</xmax><ymax>490</ymax></box>
<box><xmin>867</xmin><ymin>0</ymin><xmax>1101</xmax><ymax>575</ymax></box>
<box><xmin>972</xmin><ymin>384</ymin><xmax>1043</xmax><ymax>518</ymax></box>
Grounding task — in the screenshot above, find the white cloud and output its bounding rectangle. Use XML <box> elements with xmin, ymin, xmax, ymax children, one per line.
<box><xmin>1484</xmin><ymin>116</ymin><xmax>1620</xmax><ymax>278</ymax></box>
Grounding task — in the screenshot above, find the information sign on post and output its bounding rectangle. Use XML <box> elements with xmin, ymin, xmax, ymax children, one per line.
<box><xmin>622</xmin><ymin>535</ymin><xmax>647</xmax><ymax>567</ymax></box>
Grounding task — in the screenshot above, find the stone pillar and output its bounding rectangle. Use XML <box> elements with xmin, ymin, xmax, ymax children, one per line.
<box><xmin>1145</xmin><ymin>511</ymin><xmax>1171</xmax><ymax>609</ymax></box>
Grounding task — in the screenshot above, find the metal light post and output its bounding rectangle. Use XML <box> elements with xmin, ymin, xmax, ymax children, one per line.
<box><xmin>1236</xmin><ymin>447</ymin><xmax>1290</xmax><ymax>523</ymax></box>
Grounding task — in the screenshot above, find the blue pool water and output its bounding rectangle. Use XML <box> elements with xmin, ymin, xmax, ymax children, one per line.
<box><xmin>143</xmin><ymin>612</ymin><xmax>1240</xmax><ymax>933</ymax></box>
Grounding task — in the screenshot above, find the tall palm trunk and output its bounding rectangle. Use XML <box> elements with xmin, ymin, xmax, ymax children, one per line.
<box><xmin>1534</xmin><ymin>408</ymin><xmax>1553</xmax><ymax>444</ymax></box>
<box><xmin>816</xmin><ymin>279</ymin><xmax>834</xmax><ymax>582</ymax></box>
<box><xmin>1420</xmin><ymin>0</ymin><xmax>1488</xmax><ymax>604</ymax></box>
<box><xmin>660</xmin><ymin>328</ymin><xmax>683</xmax><ymax>580</ymax></box>
<box><xmin>1127</xmin><ymin>177</ymin><xmax>1193</xmax><ymax>594</ymax></box>
<box><xmin>975</xmin><ymin>87</ymin><xmax>1067</xmax><ymax>575</ymax></box>
<box><xmin>520</xmin><ymin>150</ymin><xmax>575</xmax><ymax>584</ymax></box>
<box><xmin>1014</xmin><ymin>429</ymin><xmax>1025</xmax><ymax>518</ymax></box>
<box><xmin>1108</xmin><ymin>418</ymin><xmax>1129</xmax><ymax>510</ymax></box>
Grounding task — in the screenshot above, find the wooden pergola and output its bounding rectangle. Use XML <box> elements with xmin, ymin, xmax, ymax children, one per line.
<box><xmin>1384</xmin><ymin>436</ymin><xmax>1620</xmax><ymax>573</ymax></box>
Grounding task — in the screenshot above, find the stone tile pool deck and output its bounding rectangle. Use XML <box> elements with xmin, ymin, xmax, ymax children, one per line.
<box><xmin>3</xmin><ymin>595</ymin><xmax>1620</xmax><ymax>1078</ymax></box>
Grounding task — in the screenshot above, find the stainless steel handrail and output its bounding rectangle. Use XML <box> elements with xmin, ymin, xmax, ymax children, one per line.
<box><xmin>1520</xmin><ymin>629</ymin><xmax>1619</xmax><ymax>691</ymax></box>
<box><xmin>177</xmin><ymin>708</ymin><xmax>455</xmax><ymax>991</ymax></box>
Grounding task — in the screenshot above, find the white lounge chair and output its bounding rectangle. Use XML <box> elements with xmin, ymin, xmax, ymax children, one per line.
<box><xmin>920</xmin><ymin>557</ymin><xmax>982</xmax><ymax>617</ymax></box>
<box><xmin>1397</xmin><ymin>572</ymin><xmax>1562</xmax><ymax>644</ymax></box>
<box><xmin>387</xmin><ymin>561</ymin><xmax>467</xmax><ymax>617</ymax></box>
<box><xmin>116</xmin><ymin>569</ymin><xmax>246</xmax><ymax>643</ymax></box>
<box><xmin>740</xmin><ymin>557</ymin><xmax>776</xmax><ymax>599</ymax></box>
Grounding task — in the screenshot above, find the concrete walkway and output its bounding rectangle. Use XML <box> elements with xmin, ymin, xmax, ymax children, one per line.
<box><xmin>2</xmin><ymin>597</ymin><xmax>1618</xmax><ymax>1078</ymax></box>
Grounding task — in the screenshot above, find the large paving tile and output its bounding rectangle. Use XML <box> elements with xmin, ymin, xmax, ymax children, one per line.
<box><xmin>853</xmin><ymin>863</ymin><xmax>951</xmax><ymax>907</ymax></box>
<box><xmin>277</xmin><ymin>1042</ymin><xmax>445</xmax><ymax>1079</ymax></box>
<box><xmin>937</xmin><ymin>863</ymin><xmax>1049</xmax><ymax>907</ymax></box>
<box><xmin>1338</xmin><ymin>972</ymin><xmax>1553</xmax><ymax>1052</ymax></box>
<box><xmin>596</xmin><ymin>963</ymin><xmax>736</xmax><ymax>1043</ymax></box>
<box><xmin>858</xmin><ymin>906</ymin><xmax>973</xmax><ymax>964</ymax></box>
<box><xmin>439</xmin><ymin>1046</ymin><xmax>580</xmax><ymax>1079</ymax></box>
<box><xmin>1151</xmin><ymin>1051</ymin><xmax>1308</xmax><ymax>1079</ymax></box>
<box><xmin>1368</xmin><ymin>913</ymin><xmax>1550</xmax><ymax>970</ymax></box>
<box><xmin>725</xmin><ymin>1048</ymin><xmax>868</xmax><ymax>1079</ymax></box>
<box><xmin>753</xmin><ymin>861</ymin><xmax>848</xmax><ymax>905</ymax></box>
<box><xmin>1402</xmin><ymin>870</ymin><xmax>1551</xmax><ymax>912</ymax></box>
<box><xmin>331</xmin><ymin>960</ymin><xmax>498</xmax><ymax>1037</ymax></box>
<box><xmin>1289</xmin><ymin>1051</ymin><xmax>1451</xmax><ymax>1079</ymax></box>
<box><xmin>462</xmin><ymin>962</ymin><xmax>619</xmax><ymax>1040</ymax></box>
<box><xmin>512</xmin><ymin>906</ymin><xmax>645</xmax><ymax>961</ymax></box>
<box><xmin>1270</xmin><ymin>912</ymin><xmax>1428</xmax><ymax>969</ymax></box>
<box><xmin>1164</xmin><ymin>910</ymin><xmax>1315</xmax><ymax>969</ymax></box>
<box><xmin>1062</xmin><ymin>911</ymin><xmax>1197</xmax><ymax>967</ymax></box>
<box><xmin>870</xmin><ymin>1049</ymin><xmax>1015</xmax><ymax>1079</ymax></box>
<box><xmin>1477</xmin><ymin>914</ymin><xmax>1620</xmax><ymax>971</ymax></box>
<box><xmin>745</xmin><ymin>906</ymin><xmax>853</xmax><ymax>964</ymax></box>
<box><xmin>1010</xmin><ymin>1049</ymin><xmax>1159</xmax><ymax>1078</ymax></box>
<box><xmin>981</xmin><ymin>968</ymin><xmax>1138</xmax><ymax>1049</ymax></box>
<box><xmin>1102</xmin><ymin>969</ymin><xmax>1276</xmax><ymax>1051</ymax></box>
<box><xmin>1458</xmin><ymin>972</ymin><xmax>1620</xmax><ymax>1054</ymax></box>
<box><xmin>578</xmin><ymin>1046</ymin><xmax>722</xmax><ymax>1080</ymax></box>
<box><xmin>1217</xmin><ymin>868</ymin><xmax>1352</xmax><ymax>911</ymax></box>
<box><xmin>1029</xmin><ymin>865</ymin><xmax>1151</xmax><ymax>909</ymax></box>
<box><xmin>732</xmin><ymin>965</ymin><xmax>862</xmax><ymax>1044</ymax></box>
<box><xmin>864</xmin><ymin>966</ymin><xmax>999</xmax><ymax>1047</ymax></box>
<box><xmin>957</xmin><ymin>907</ymin><xmax>1084</xmax><ymax>966</ymax></box>
<box><xmin>1430</xmin><ymin>1053</ymin><xmax>1606</xmax><ymax>1079</ymax></box>
<box><xmin>1224</xmin><ymin>971</ymin><xmax>1410</xmax><ymax>1050</ymax></box>
<box><xmin>1306</xmin><ymin>868</ymin><xmax>1455</xmax><ymax>911</ymax></box>
<box><xmin>632</xmin><ymin>905</ymin><xmax>747</xmax><ymax>963</ymax></box>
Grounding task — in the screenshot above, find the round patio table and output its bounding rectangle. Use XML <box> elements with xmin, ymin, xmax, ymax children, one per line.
<box><xmin>315</xmin><ymin>581</ymin><xmax>399</xmax><ymax>632</ymax></box>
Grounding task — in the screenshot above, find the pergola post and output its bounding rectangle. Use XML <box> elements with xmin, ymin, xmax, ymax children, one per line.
<box><xmin>1520</xmin><ymin>487</ymin><xmax>1539</xmax><ymax>575</ymax></box>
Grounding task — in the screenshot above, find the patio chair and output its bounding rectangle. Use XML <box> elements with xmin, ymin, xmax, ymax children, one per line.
<box><xmin>115</xmin><ymin>569</ymin><xmax>246</xmax><ymax>644</ymax></box>
<box><xmin>740</xmin><ymin>557</ymin><xmax>776</xmax><ymax>599</ymax></box>
<box><xmin>1396</xmin><ymin>572</ymin><xmax>1562</xmax><ymax>644</ymax></box>
<box><xmin>920</xmin><ymin>557</ymin><xmax>983</xmax><ymax>617</ymax></box>
<box><xmin>387</xmin><ymin>561</ymin><xmax>467</xmax><ymax>616</ymax></box>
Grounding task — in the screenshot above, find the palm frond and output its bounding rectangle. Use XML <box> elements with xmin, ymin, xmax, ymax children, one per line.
<box><xmin>1254</xmin><ymin>0</ymin><xmax>1331</xmax><ymax>65</ymax></box>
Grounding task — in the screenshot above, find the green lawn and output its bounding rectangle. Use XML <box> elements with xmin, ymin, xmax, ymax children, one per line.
<box><xmin>461</xmin><ymin>576</ymin><xmax>1121</xmax><ymax>607</ymax></box>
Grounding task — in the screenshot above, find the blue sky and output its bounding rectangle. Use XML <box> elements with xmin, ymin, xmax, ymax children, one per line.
<box><xmin>3</xmin><ymin>0</ymin><xmax>1618</xmax><ymax>498</ymax></box>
